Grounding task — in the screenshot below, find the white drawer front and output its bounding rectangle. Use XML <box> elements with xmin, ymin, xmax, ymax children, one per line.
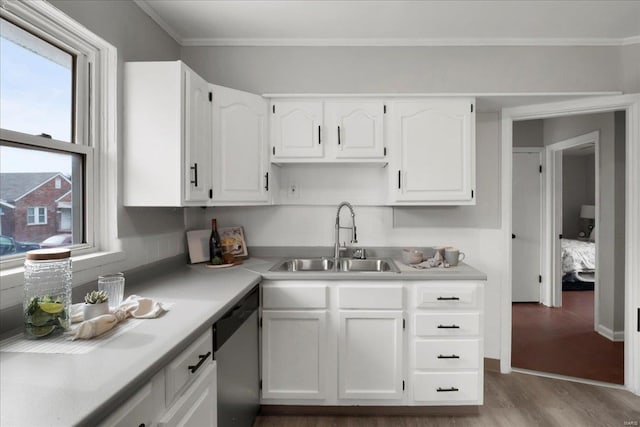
<box><xmin>338</xmin><ymin>285</ymin><xmax>403</xmax><ymax>309</ymax></box>
<box><xmin>416</xmin><ymin>284</ymin><xmax>478</xmax><ymax>309</ymax></box>
<box><xmin>414</xmin><ymin>339</ymin><xmax>480</xmax><ymax>370</ymax></box>
<box><xmin>165</xmin><ymin>329</ymin><xmax>212</xmax><ymax>406</ymax></box>
<box><xmin>263</xmin><ymin>285</ymin><xmax>327</xmax><ymax>309</ymax></box>
<box><xmin>415</xmin><ymin>313</ymin><xmax>480</xmax><ymax>336</ymax></box>
<box><xmin>413</xmin><ymin>372</ymin><xmax>480</xmax><ymax>403</ymax></box>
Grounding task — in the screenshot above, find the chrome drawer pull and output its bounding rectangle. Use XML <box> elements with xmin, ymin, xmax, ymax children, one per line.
<box><xmin>437</xmin><ymin>324</ymin><xmax>460</xmax><ymax>329</ymax></box>
<box><xmin>188</xmin><ymin>351</ymin><xmax>211</xmax><ymax>374</ymax></box>
<box><xmin>437</xmin><ymin>354</ymin><xmax>460</xmax><ymax>359</ymax></box>
<box><xmin>437</xmin><ymin>387</ymin><xmax>459</xmax><ymax>392</ymax></box>
<box><xmin>437</xmin><ymin>296</ymin><xmax>460</xmax><ymax>301</ymax></box>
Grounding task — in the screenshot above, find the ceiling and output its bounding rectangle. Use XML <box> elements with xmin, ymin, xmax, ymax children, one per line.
<box><xmin>134</xmin><ymin>0</ymin><xmax>640</xmax><ymax>46</ymax></box>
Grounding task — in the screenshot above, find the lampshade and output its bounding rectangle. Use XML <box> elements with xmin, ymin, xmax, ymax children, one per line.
<box><xmin>580</xmin><ymin>205</ymin><xmax>595</xmax><ymax>219</ymax></box>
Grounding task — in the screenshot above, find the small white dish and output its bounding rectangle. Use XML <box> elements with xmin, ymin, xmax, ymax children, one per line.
<box><xmin>402</xmin><ymin>248</ymin><xmax>423</xmax><ymax>264</ymax></box>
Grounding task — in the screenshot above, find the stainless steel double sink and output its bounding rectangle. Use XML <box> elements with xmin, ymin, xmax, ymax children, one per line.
<box><xmin>269</xmin><ymin>257</ymin><xmax>400</xmax><ymax>273</ymax></box>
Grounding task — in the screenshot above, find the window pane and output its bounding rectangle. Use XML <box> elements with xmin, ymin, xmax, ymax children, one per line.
<box><xmin>0</xmin><ymin>18</ymin><xmax>74</xmax><ymax>142</ymax></box>
<box><xmin>0</xmin><ymin>144</ymin><xmax>82</xmax><ymax>255</ymax></box>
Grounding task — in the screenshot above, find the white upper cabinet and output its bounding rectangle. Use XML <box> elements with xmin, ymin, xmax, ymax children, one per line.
<box><xmin>211</xmin><ymin>85</ymin><xmax>270</xmax><ymax>204</ymax></box>
<box><xmin>124</xmin><ymin>61</ymin><xmax>212</xmax><ymax>206</ymax></box>
<box><xmin>271</xmin><ymin>101</ymin><xmax>324</xmax><ymax>159</ymax></box>
<box><xmin>325</xmin><ymin>101</ymin><xmax>385</xmax><ymax>159</ymax></box>
<box><xmin>388</xmin><ymin>98</ymin><xmax>475</xmax><ymax>205</ymax></box>
<box><xmin>270</xmin><ymin>99</ymin><xmax>386</xmax><ymax>163</ymax></box>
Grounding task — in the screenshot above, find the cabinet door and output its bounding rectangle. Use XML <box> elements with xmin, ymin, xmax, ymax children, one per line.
<box><xmin>271</xmin><ymin>101</ymin><xmax>323</xmax><ymax>159</ymax></box>
<box><xmin>261</xmin><ymin>310</ymin><xmax>327</xmax><ymax>399</ymax></box>
<box><xmin>212</xmin><ymin>85</ymin><xmax>269</xmax><ymax>203</ymax></box>
<box><xmin>158</xmin><ymin>363</ymin><xmax>217</xmax><ymax>427</ymax></box>
<box><xmin>325</xmin><ymin>101</ymin><xmax>385</xmax><ymax>159</ymax></box>
<box><xmin>184</xmin><ymin>68</ymin><xmax>213</xmax><ymax>203</ymax></box>
<box><xmin>390</xmin><ymin>99</ymin><xmax>474</xmax><ymax>204</ymax></box>
<box><xmin>338</xmin><ymin>310</ymin><xmax>403</xmax><ymax>400</ymax></box>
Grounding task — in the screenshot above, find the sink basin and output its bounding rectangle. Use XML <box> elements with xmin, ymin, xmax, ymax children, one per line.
<box><xmin>269</xmin><ymin>258</ymin><xmax>334</xmax><ymax>272</ymax></box>
<box><xmin>269</xmin><ymin>257</ymin><xmax>399</xmax><ymax>273</ymax></box>
<box><xmin>339</xmin><ymin>258</ymin><xmax>400</xmax><ymax>273</ymax></box>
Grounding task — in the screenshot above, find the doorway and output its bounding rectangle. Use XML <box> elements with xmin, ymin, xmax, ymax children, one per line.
<box><xmin>500</xmin><ymin>95</ymin><xmax>640</xmax><ymax>396</ymax></box>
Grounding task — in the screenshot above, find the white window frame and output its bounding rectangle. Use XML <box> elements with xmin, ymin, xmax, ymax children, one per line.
<box><xmin>26</xmin><ymin>207</ymin><xmax>47</xmax><ymax>225</ymax></box>
<box><xmin>0</xmin><ymin>0</ymin><xmax>123</xmax><ymax>309</ymax></box>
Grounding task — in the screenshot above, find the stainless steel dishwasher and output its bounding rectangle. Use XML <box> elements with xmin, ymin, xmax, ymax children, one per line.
<box><xmin>212</xmin><ymin>285</ymin><xmax>260</xmax><ymax>427</ymax></box>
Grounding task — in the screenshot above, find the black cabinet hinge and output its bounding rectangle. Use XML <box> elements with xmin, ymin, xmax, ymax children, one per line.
<box><xmin>471</xmin><ymin>189</ymin><xmax>474</xmax><ymax>198</ymax></box>
<box><xmin>637</xmin><ymin>308</ymin><xmax>639</xmax><ymax>332</ymax></box>
<box><xmin>559</xmin><ymin>234</ymin><xmax>563</xmax><ymax>239</ymax></box>
<box><xmin>272</xmin><ymin>105</ymin><xmax>275</xmax><ymax>114</ymax></box>
<box><xmin>384</xmin><ymin>147</ymin><xmax>387</xmax><ymax>156</ymax></box>
<box><xmin>539</xmin><ymin>165</ymin><xmax>543</xmax><ymax>173</ymax></box>
<box><xmin>402</xmin><ymin>380</ymin><xmax>405</xmax><ymax>391</ymax></box>
<box><xmin>402</xmin><ymin>318</ymin><xmax>405</xmax><ymax>329</ymax></box>
<box><xmin>384</xmin><ymin>105</ymin><xmax>387</xmax><ymax>114</ymax></box>
<box><xmin>259</xmin><ymin>317</ymin><xmax>262</xmax><ymax>327</ymax></box>
<box><xmin>259</xmin><ymin>379</ymin><xmax>263</xmax><ymax>390</ymax></box>
<box><xmin>539</xmin><ymin>275</ymin><xmax>542</xmax><ymax>283</ymax></box>
<box><xmin>471</xmin><ymin>104</ymin><xmax>474</xmax><ymax>113</ymax></box>
<box><xmin>209</xmin><ymin>189</ymin><xmax>213</xmax><ymax>199</ymax></box>
<box><xmin>272</xmin><ymin>147</ymin><xmax>275</xmax><ymax>156</ymax></box>
<box><xmin>208</xmin><ymin>92</ymin><xmax>212</xmax><ymax>102</ymax></box>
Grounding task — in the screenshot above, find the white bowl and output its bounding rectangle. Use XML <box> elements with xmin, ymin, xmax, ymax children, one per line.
<box><xmin>402</xmin><ymin>248</ymin><xmax>423</xmax><ymax>264</ymax></box>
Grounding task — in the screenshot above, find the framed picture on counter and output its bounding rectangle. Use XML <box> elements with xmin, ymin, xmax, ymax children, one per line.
<box><xmin>219</xmin><ymin>226</ymin><xmax>248</xmax><ymax>258</ymax></box>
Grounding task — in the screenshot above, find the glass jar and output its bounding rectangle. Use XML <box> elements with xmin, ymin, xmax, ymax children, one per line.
<box><xmin>23</xmin><ymin>248</ymin><xmax>72</xmax><ymax>339</ymax></box>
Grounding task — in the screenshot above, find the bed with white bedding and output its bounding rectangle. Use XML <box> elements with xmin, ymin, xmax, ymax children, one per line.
<box><xmin>561</xmin><ymin>238</ymin><xmax>596</xmax><ymax>290</ymax></box>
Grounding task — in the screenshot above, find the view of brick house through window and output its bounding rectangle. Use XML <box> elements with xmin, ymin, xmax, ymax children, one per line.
<box><xmin>0</xmin><ymin>17</ymin><xmax>81</xmax><ymax>256</ymax></box>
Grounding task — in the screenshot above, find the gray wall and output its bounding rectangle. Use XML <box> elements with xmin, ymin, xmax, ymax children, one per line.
<box><xmin>181</xmin><ymin>46</ymin><xmax>625</xmax><ymax>95</ymax></box>
<box><xmin>513</xmin><ymin>120</ymin><xmax>543</xmax><ymax>147</ymax></box>
<box><xmin>50</xmin><ymin>0</ymin><xmax>185</xmax><ymax>238</ymax></box>
<box><xmin>622</xmin><ymin>44</ymin><xmax>640</xmax><ymax>93</ymax></box>
<box><xmin>562</xmin><ymin>154</ymin><xmax>595</xmax><ymax>239</ymax></box>
<box><xmin>543</xmin><ymin>112</ymin><xmax>624</xmax><ymax>335</ymax></box>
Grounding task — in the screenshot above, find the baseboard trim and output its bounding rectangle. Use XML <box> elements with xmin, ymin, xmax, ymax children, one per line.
<box><xmin>259</xmin><ymin>405</ymin><xmax>480</xmax><ymax>416</ymax></box>
<box><xmin>596</xmin><ymin>324</ymin><xmax>625</xmax><ymax>342</ymax></box>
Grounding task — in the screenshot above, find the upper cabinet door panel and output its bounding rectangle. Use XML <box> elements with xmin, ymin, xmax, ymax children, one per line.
<box><xmin>271</xmin><ymin>101</ymin><xmax>323</xmax><ymax>158</ymax></box>
<box><xmin>391</xmin><ymin>99</ymin><xmax>474</xmax><ymax>204</ymax></box>
<box><xmin>212</xmin><ymin>85</ymin><xmax>269</xmax><ymax>202</ymax></box>
<box><xmin>184</xmin><ymin>69</ymin><xmax>213</xmax><ymax>203</ymax></box>
<box><xmin>326</xmin><ymin>101</ymin><xmax>384</xmax><ymax>159</ymax></box>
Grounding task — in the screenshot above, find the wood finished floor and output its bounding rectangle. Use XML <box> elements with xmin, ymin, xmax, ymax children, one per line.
<box><xmin>253</xmin><ymin>366</ymin><xmax>640</xmax><ymax>426</ymax></box>
<box><xmin>512</xmin><ymin>290</ymin><xmax>624</xmax><ymax>384</ymax></box>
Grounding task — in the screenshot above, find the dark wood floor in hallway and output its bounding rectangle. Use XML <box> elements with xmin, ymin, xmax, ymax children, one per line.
<box><xmin>512</xmin><ymin>290</ymin><xmax>624</xmax><ymax>384</ymax></box>
<box><xmin>254</xmin><ymin>366</ymin><xmax>640</xmax><ymax>426</ymax></box>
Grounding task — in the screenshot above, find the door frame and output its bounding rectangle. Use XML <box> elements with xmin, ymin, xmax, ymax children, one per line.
<box><xmin>543</xmin><ymin>131</ymin><xmax>600</xmax><ymax>318</ymax></box>
<box><xmin>512</xmin><ymin>147</ymin><xmax>545</xmax><ymax>303</ymax></box>
<box><xmin>500</xmin><ymin>94</ymin><xmax>640</xmax><ymax>395</ymax></box>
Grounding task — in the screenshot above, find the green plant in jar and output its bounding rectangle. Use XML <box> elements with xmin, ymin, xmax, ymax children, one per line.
<box><xmin>24</xmin><ymin>295</ymin><xmax>68</xmax><ymax>338</ymax></box>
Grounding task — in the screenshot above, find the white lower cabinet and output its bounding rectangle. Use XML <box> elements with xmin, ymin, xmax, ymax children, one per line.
<box><xmin>261</xmin><ymin>279</ymin><xmax>484</xmax><ymax>407</ymax></box>
<box><xmin>261</xmin><ymin>310</ymin><xmax>327</xmax><ymax>399</ymax></box>
<box><xmin>338</xmin><ymin>310</ymin><xmax>403</xmax><ymax>400</ymax></box>
<box><xmin>100</xmin><ymin>329</ymin><xmax>216</xmax><ymax>427</ymax></box>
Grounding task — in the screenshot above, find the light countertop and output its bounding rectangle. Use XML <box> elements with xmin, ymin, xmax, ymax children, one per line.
<box><xmin>0</xmin><ymin>256</ymin><xmax>485</xmax><ymax>426</ymax></box>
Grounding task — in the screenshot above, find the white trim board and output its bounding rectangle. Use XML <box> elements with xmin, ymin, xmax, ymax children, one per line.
<box><xmin>597</xmin><ymin>325</ymin><xmax>625</xmax><ymax>342</ymax></box>
<box><xmin>500</xmin><ymin>94</ymin><xmax>640</xmax><ymax>396</ymax></box>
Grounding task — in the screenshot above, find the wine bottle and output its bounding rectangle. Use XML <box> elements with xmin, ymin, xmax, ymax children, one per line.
<box><xmin>209</xmin><ymin>219</ymin><xmax>224</xmax><ymax>265</ymax></box>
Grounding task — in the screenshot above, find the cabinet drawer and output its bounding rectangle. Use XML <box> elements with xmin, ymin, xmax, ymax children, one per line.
<box><xmin>165</xmin><ymin>329</ymin><xmax>213</xmax><ymax>406</ymax></box>
<box><xmin>338</xmin><ymin>285</ymin><xmax>403</xmax><ymax>309</ymax></box>
<box><xmin>414</xmin><ymin>339</ymin><xmax>480</xmax><ymax>370</ymax></box>
<box><xmin>415</xmin><ymin>313</ymin><xmax>480</xmax><ymax>336</ymax></box>
<box><xmin>413</xmin><ymin>372</ymin><xmax>480</xmax><ymax>403</ymax></box>
<box><xmin>415</xmin><ymin>284</ymin><xmax>478</xmax><ymax>309</ymax></box>
<box><xmin>263</xmin><ymin>285</ymin><xmax>327</xmax><ymax>309</ymax></box>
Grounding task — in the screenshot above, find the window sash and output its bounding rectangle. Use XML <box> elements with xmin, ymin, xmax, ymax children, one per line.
<box><xmin>26</xmin><ymin>207</ymin><xmax>47</xmax><ymax>225</ymax></box>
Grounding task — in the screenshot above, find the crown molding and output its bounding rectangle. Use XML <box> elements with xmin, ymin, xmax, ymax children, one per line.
<box><xmin>133</xmin><ymin>0</ymin><xmax>183</xmax><ymax>45</ymax></box>
<box><xmin>181</xmin><ymin>37</ymin><xmax>640</xmax><ymax>47</ymax></box>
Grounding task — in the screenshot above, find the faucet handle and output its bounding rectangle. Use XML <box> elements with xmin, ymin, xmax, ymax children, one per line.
<box><xmin>352</xmin><ymin>248</ymin><xmax>366</xmax><ymax>259</ymax></box>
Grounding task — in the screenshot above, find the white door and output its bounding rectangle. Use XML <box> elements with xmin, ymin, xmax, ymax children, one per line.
<box><xmin>389</xmin><ymin>99</ymin><xmax>474</xmax><ymax>203</ymax></box>
<box><xmin>338</xmin><ymin>310</ymin><xmax>403</xmax><ymax>400</ymax></box>
<box><xmin>325</xmin><ymin>101</ymin><xmax>385</xmax><ymax>159</ymax></box>
<box><xmin>261</xmin><ymin>310</ymin><xmax>327</xmax><ymax>399</ymax></box>
<box><xmin>271</xmin><ymin>101</ymin><xmax>323</xmax><ymax>159</ymax></box>
<box><xmin>512</xmin><ymin>151</ymin><xmax>542</xmax><ymax>302</ymax></box>
<box><xmin>184</xmin><ymin>68</ymin><xmax>212</xmax><ymax>203</ymax></box>
<box><xmin>212</xmin><ymin>85</ymin><xmax>269</xmax><ymax>203</ymax></box>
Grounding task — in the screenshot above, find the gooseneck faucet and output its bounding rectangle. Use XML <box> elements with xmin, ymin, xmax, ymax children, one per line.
<box><xmin>334</xmin><ymin>201</ymin><xmax>358</xmax><ymax>262</ymax></box>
